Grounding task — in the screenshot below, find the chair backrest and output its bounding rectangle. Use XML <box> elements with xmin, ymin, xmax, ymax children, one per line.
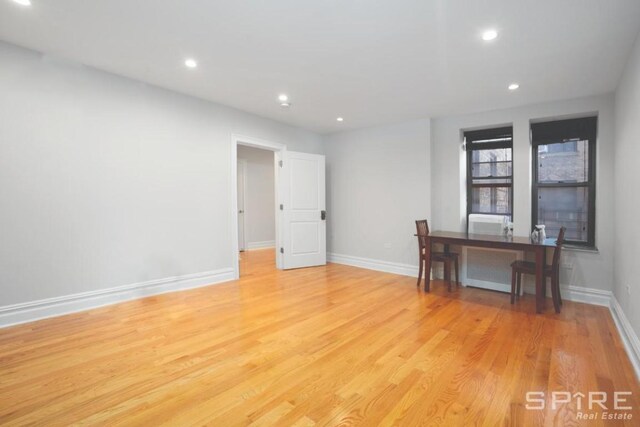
<box><xmin>551</xmin><ymin>227</ymin><xmax>566</xmax><ymax>270</ymax></box>
<box><xmin>415</xmin><ymin>220</ymin><xmax>430</xmax><ymax>251</ymax></box>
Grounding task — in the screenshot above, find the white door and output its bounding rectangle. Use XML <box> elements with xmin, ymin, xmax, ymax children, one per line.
<box><xmin>281</xmin><ymin>151</ymin><xmax>326</xmax><ymax>269</ymax></box>
<box><xmin>237</xmin><ymin>160</ymin><xmax>246</xmax><ymax>252</ymax></box>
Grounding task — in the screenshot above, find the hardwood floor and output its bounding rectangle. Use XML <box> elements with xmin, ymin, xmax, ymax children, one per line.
<box><xmin>1</xmin><ymin>249</ymin><xmax>638</xmax><ymax>426</ymax></box>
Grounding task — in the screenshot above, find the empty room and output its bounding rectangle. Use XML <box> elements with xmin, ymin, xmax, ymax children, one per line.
<box><xmin>2</xmin><ymin>1</ymin><xmax>640</xmax><ymax>425</ymax></box>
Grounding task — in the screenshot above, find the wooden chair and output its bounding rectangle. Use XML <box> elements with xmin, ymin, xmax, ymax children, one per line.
<box><xmin>416</xmin><ymin>220</ymin><xmax>459</xmax><ymax>292</ymax></box>
<box><xmin>510</xmin><ymin>227</ymin><xmax>566</xmax><ymax>313</ymax></box>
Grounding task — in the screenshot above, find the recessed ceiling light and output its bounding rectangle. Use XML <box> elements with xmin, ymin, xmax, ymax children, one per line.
<box><xmin>482</xmin><ymin>30</ymin><xmax>498</xmax><ymax>41</ymax></box>
<box><xmin>280</xmin><ymin>102</ymin><xmax>291</xmax><ymax>108</ymax></box>
<box><xmin>12</xmin><ymin>0</ymin><xmax>31</xmax><ymax>5</ymax></box>
<box><xmin>278</xmin><ymin>94</ymin><xmax>288</xmax><ymax>102</ymax></box>
<box><xmin>336</xmin><ymin>117</ymin><xmax>344</xmax><ymax>122</ymax></box>
<box><xmin>508</xmin><ymin>83</ymin><xmax>520</xmax><ymax>90</ymax></box>
<box><xmin>184</xmin><ymin>59</ymin><xmax>197</xmax><ymax>69</ymax></box>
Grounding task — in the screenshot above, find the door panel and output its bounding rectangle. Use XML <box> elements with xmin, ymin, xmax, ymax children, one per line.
<box><xmin>290</xmin><ymin>221</ymin><xmax>320</xmax><ymax>254</ymax></box>
<box><xmin>291</xmin><ymin>158</ymin><xmax>319</xmax><ymax>209</ymax></box>
<box><xmin>281</xmin><ymin>151</ymin><xmax>326</xmax><ymax>269</ymax></box>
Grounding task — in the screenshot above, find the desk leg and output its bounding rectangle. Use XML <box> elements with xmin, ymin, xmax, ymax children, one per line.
<box><xmin>535</xmin><ymin>247</ymin><xmax>545</xmax><ymax>314</ymax></box>
<box><xmin>443</xmin><ymin>244</ymin><xmax>451</xmax><ymax>283</ymax></box>
<box><xmin>425</xmin><ymin>237</ymin><xmax>431</xmax><ymax>293</ymax></box>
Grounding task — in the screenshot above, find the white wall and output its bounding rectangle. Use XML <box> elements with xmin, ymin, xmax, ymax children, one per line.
<box><xmin>237</xmin><ymin>146</ymin><xmax>275</xmax><ymax>248</ymax></box>
<box><xmin>614</xmin><ymin>33</ymin><xmax>640</xmax><ymax>337</ymax></box>
<box><xmin>324</xmin><ymin>119</ymin><xmax>431</xmax><ymax>271</ymax></box>
<box><xmin>0</xmin><ymin>41</ymin><xmax>322</xmax><ymax>309</ymax></box>
<box><xmin>431</xmin><ymin>94</ymin><xmax>615</xmax><ymax>293</ymax></box>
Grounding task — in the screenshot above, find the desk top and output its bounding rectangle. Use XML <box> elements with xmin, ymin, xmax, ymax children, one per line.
<box><xmin>426</xmin><ymin>230</ymin><xmax>556</xmax><ymax>248</ymax></box>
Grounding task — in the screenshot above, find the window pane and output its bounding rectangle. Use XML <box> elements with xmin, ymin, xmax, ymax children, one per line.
<box><xmin>537</xmin><ymin>140</ymin><xmax>588</xmax><ymax>183</ymax></box>
<box><xmin>536</xmin><ymin>186</ymin><xmax>589</xmax><ymax>242</ymax></box>
<box><xmin>471</xmin><ymin>186</ymin><xmax>511</xmax><ymax>214</ymax></box>
<box><xmin>471</xmin><ymin>148</ymin><xmax>512</xmax><ymax>178</ymax></box>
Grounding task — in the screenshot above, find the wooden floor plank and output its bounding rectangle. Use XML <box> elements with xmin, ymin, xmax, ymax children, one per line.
<box><xmin>0</xmin><ymin>249</ymin><xmax>638</xmax><ymax>426</ymax></box>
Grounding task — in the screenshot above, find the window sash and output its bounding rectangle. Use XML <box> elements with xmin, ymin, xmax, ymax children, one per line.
<box><xmin>465</xmin><ymin>126</ymin><xmax>514</xmax><ymax>225</ymax></box>
<box><xmin>533</xmin><ymin>184</ymin><xmax>590</xmax><ymax>244</ymax></box>
<box><xmin>470</xmin><ymin>184</ymin><xmax>513</xmax><ymax>215</ymax></box>
<box><xmin>531</xmin><ymin>118</ymin><xmax>596</xmax><ymax>247</ymax></box>
<box><xmin>534</xmin><ymin>182</ymin><xmax>589</xmax><ymax>188</ymax></box>
<box><xmin>471</xmin><ymin>182</ymin><xmax>513</xmax><ymax>188</ymax></box>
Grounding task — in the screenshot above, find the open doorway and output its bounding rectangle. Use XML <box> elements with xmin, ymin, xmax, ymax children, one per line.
<box><xmin>237</xmin><ymin>145</ymin><xmax>275</xmax><ymax>253</ymax></box>
<box><xmin>231</xmin><ymin>135</ymin><xmax>285</xmax><ymax>279</ymax></box>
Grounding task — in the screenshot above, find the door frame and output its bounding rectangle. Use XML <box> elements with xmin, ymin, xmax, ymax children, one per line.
<box><xmin>236</xmin><ymin>159</ymin><xmax>247</xmax><ymax>252</ymax></box>
<box><xmin>231</xmin><ymin>134</ymin><xmax>286</xmax><ymax>279</ymax></box>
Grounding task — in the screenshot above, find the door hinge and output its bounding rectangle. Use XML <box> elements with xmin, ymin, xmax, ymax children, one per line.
<box><xmin>280</xmin><ymin>247</ymin><xmax>284</xmax><ymax>254</ymax></box>
<box><xmin>279</xmin><ymin>160</ymin><xmax>283</xmax><ymax>167</ymax></box>
<box><xmin>280</xmin><ymin>204</ymin><xmax>284</xmax><ymax>210</ymax></box>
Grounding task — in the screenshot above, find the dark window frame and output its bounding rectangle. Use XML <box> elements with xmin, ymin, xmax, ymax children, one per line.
<box><xmin>464</xmin><ymin>126</ymin><xmax>514</xmax><ymax>229</ymax></box>
<box><xmin>531</xmin><ymin>117</ymin><xmax>597</xmax><ymax>247</ymax></box>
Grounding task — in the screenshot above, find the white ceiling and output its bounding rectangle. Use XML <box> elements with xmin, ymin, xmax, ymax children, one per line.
<box><xmin>1</xmin><ymin>0</ymin><xmax>639</xmax><ymax>134</ymax></box>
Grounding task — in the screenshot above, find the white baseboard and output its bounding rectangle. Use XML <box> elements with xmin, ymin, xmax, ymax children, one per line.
<box><xmin>0</xmin><ymin>268</ymin><xmax>235</xmax><ymax>329</ymax></box>
<box><xmin>246</xmin><ymin>240</ymin><xmax>275</xmax><ymax>250</ymax></box>
<box><xmin>522</xmin><ymin>283</ymin><xmax>613</xmax><ymax>307</ymax></box>
<box><xmin>328</xmin><ymin>252</ymin><xmax>613</xmax><ymax>308</ymax></box>
<box><xmin>609</xmin><ymin>296</ymin><xmax>640</xmax><ymax>380</ymax></box>
<box><xmin>561</xmin><ymin>285</ymin><xmax>613</xmax><ymax>306</ymax></box>
<box><xmin>328</xmin><ymin>252</ymin><xmax>419</xmax><ymax>278</ymax></box>
<box><xmin>327</xmin><ymin>253</ymin><xmax>613</xmax><ymax>304</ymax></box>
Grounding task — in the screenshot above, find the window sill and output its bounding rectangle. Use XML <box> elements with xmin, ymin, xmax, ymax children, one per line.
<box><xmin>563</xmin><ymin>244</ymin><xmax>599</xmax><ymax>254</ymax></box>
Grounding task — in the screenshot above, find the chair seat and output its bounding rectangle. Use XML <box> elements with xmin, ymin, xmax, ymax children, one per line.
<box><xmin>429</xmin><ymin>251</ymin><xmax>459</xmax><ymax>261</ymax></box>
<box><xmin>510</xmin><ymin>260</ymin><xmax>553</xmax><ymax>275</ymax></box>
<box><xmin>422</xmin><ymin>250</ymin><xmax>459</xmax><ymax>261</ymax></box>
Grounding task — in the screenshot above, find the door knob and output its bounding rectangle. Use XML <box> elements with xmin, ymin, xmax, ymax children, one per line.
<box><xmin>321</xmin><ymin>210</ymin><xmax>326</xmax><ymax>220</ymax></box>
<box><xmin>238</xmin><ymin>210</ymin><xmax>244</xmax><ymax>214</ymax></box>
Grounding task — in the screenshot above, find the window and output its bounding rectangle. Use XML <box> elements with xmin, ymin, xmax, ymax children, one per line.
<box><xmin>531</xmin><ymin>117</ymin><xmax>597</xmax><ymax>247</ymax></box>
<box><xmin>465</xmin><ymin>126</ymin><xmax>513</xmax><ymax>220</ymax></box>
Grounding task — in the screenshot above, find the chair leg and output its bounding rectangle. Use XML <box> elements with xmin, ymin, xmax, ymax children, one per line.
<box><xmin>417</xmin><ymin>256</ymin><xmax>423</xmax><ymax>288</ymax></box>
<box><xmin>556</xmin><ymin>270</ymin><xmax>563</xmax><ymax>305</ymax></box>
<box><xmin>516</xmin><ymin>272</ymin><xmax>522</xmax><ymax>299</ymax></box>
<box><xmin>511</xmin><ymin>268</ymin><xmax>516</xmax><ymax>304</ymax></box>
<box><xmin>446</xmin><ymin>262</ymin><xmax>452</xmax><ymax>292</ymax></box>
<box><xmin>424</xmin><ymin>257</ymin><xmax>431</xmax><ymax>293</ymax></box>
<box><xmin>454</xmin><ymin>258</ymin><xmax>459</xmax><ymax>288</ymax></box>
<box><xmin>551</xmin><ymin>275</ymin><xmax>561</xmax><ymax>314</ymax></box>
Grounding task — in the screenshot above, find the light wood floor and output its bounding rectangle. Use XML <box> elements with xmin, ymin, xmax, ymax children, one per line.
<box><xmin>1</xmin><ymin>250</ymin><xmax>638</xmax><ymax>426</ymax></box>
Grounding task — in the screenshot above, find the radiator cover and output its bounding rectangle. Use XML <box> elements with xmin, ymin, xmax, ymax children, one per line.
<box><xmin>462</xmin><ymin>247</ymin><xmax>523</xmax><ymax>293</ymax></box>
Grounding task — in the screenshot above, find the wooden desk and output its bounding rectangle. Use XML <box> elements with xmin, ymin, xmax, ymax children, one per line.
<box><xmin>424</xmin><ymin>231</ymin><xmax>556</xmax><ymax>314</ymax></box>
